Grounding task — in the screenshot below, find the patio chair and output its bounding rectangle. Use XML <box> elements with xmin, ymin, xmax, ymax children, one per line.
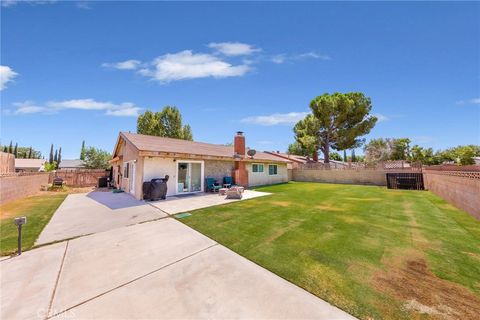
<box><xmin>205</xmin><ymin>178</ymin><xmax>222</xmax><ymax>193</ymax></box>
<box><xmin>223</xmin><ymin>176</ymin><xmax>234</xmax><ymax>188</ymax></box>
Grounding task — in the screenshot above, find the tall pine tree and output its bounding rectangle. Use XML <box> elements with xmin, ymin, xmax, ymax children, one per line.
<box><xmin>49</xmin><ymin>144</ymin><xmax>54</xmax><ymax>164</ymax></box>
<box><xmin>351</xmin><ymin>149</ymin><xmax>356</xmax><ymax>162</ymax></box>
<box><xmin>54</xmin><ymin>149</ymin><xmax>58</xmax><ymax>163</ymax></box>
<box><xmin>343</xmin><ymin>150</ymin><xmax>347</xmax><ymax>162</ymax></box>
<box><xmin>13</xmin><ymin>143</ymin><xmax>18</xmax><ymax>158</ymax></box>
<box><xmin>57</xmin><ymin>147</ymin><xmax>62</xmax><ymax>168</ymax></box>
<box><xmin>80</xmin><ymin>140</ymin><xmax>85</xmax><ymax>160</ymax></box>
<box><xmin>8</xmin><ymin>141</ymin><xmax>13</xmax><ymax>153</ymax></box>
<box><xmin>28</xmin><ymin>147</ymin><xmax>32</xmax><ymax>159</ymax></box>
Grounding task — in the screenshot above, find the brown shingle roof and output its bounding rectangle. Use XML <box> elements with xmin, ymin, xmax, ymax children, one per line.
<box><xmin>120</xmin><ymin>132</ymin><xmax>290</xmax><ymax>163</ymax></box>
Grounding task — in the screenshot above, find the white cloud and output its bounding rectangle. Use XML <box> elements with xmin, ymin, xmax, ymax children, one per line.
<box><xmin>0</xmin><ymin>65</ymin><xmax>18</xmax><ymax>90</ymax></box>
<box><xmin>297</xmin><ymin>52</ymin><xmax>331</xmax><ymax>60</ymax></box>
<box><xmin>13</xmin><ymin>99</ymin><xmax>142</xmax><ymax>116</ymax></box>
<box><xmin>271</xmin><ymin>54</ymin><xmax>286</xmax><ymax>64</ymax></box>
<box><xmin>14</xmin><ymin>101</ymin><xmax>48</xmax><ymax>114</ymax></box>
<box><xmin>1</xmin><ymin>0</ymin><xmax>56</xmax><ymax>7</ymax></box>
<box><xmin>141</xmin><ymin>50</ymin><xmax>251</xmax><ymax>83</ymax></box>
<box><xmin>241</xmin><ymin>112</ymin><xmax>309</xmax><ymax>126</ymax></box>
<box><xmin>102</xmin><ymin>59</ymin><xmax>141</xmax><ymax>70</ymax></box>
<box><xmin>208</xmin><ymin>42</ymin><xmax>261</xmax><ymax>56</ymax></box>
<box><xmin>372</xmin><ymin>113</ymin><xmax>389</xmax><ymax>122</ymax></box>
<box><xmin>76</xmin><ymin>1</ymin><xmax>90</xmax><ymax>9</ymax></box>
<box><xmin>457</xmin><ymin>98</ymin><xmax>480</xmax><ymax>105</ymax></box>
<box><xmin>271</xmin><ymin>52</ymin><xmax>330</xmax><ymax>64</ymax></box>
<box><xmin>104</xmin><ymin>43</ymin><xmax>327</xmax><ymax>83</ymax></box>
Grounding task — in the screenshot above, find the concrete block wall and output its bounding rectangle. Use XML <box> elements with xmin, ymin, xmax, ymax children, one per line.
<box><xmin>0</xmin><ymin>173</ymin><xmax>50</xmax><ymax>205</ymax></box>
<box><xmin>204</xmin><ymin>160</ymin><xmax>235</xmax><ymax>184</ymax></box>
<box><xmin>292</xmin><ymin>169</ymin><xmax>387</xmax><ymax>186</ymax></box>
<box><xmin>423</xmin><ymin>171</ymin><xmax>480</xmax><ymax>220</ymax></box>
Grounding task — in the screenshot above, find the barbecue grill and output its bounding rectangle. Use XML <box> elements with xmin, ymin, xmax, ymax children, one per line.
<box><xmin>142</xmin><ymin>175</ymin><xmax>169</xmax><ymax>201</ymax></box>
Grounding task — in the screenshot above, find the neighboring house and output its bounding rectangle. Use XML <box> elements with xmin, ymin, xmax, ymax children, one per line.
<box><xmin>58</xmin><ymin>159</ymin><xmax>86</xmax><ymax>170</ymax></box>
<box><xmin>474</xmin><ymin>157</ymin><xmax>480</xmax><ymax>165</ymax></box>
<box><xmin>265</xmin><ymin>151</ymin><xmax>349</xmax><ymax>169</ymax></box>
<box><xmin>111</xmin><ymin>131</ymin><xmax>291</xmax><ymax>200</ymax></box>
<box><xmin>15</xmin><ymin>158</ymin><xmax>46</xmax><ymax>172</ymax></box>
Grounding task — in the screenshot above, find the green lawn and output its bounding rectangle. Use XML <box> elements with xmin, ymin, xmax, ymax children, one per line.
<box><xmin>0</xmin><ymin>193</ymin><xmax>67</xmax><ymax>256</ymax></box>
<box><xmin>181</xmin><ymin>182</ymin><xmax>480</xmax><ymax>320</ymax></box>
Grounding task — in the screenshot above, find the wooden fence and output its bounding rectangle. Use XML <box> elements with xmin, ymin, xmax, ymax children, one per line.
<box><xmin>50</xmin><ymin>169</ymin><xmax>109</xmax><ymax>187</ymax></box>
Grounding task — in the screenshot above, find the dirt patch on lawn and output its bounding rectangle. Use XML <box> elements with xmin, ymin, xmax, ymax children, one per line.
<box><xmin>265</xmin><ymin>219</ymin><xmax>302</xmax><ymax>243</ymax></box>
<box><xmin>315</xmin><ymin>203</ymin><xmax>343</xmax><ymax>212</ymax></box>
<box><xmin>374</xmin><ymin>257</ymin><xmax>480</xmax><ymax>319</ymax></box>
<box><xmin>271</xmin><ymin>201</ymin><xmax>292</xmax><ymax>207</ymax></box>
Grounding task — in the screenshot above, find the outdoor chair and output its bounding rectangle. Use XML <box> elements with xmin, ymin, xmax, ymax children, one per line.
<box><xmin>223</xmin><ymin>176</ymin><xmax>234</xmax><ymax>188</ymax></box>
<box><xmin>205</xmin><ymin>178</ymin><xmax>222</xmax><ymax>193</ymax></box>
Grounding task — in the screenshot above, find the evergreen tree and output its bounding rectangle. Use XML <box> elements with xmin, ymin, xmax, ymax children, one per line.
<box><xmin>8</xmin><ymin>141</ymin><xmax>13</xmax><ymax>153</ymax></box>
<box><xmin>343</xmin><ymin>150</ymin><xmax>347</xmax><ymax>162</ymax></box>
<box><xmin>294</xmin><ymin>92</ymin><xmax>377</xmax><ymax>163</ymax></box>
<box><xmin>54</xmin><ymin>149</ymin><xmax>58</xmax><ymax>163</ymax></box>
<box><xmin>57</xmin><ymin>147</ymin><xmax>62</xmax><ymax>168</ymax></box>
<box><xmin>351</xmin><ymin>149</ymin><xmax>356</xmax><ymax>162</ymax></box>
<box><xmin>13</xmin><ymin>143</ymin><xmax>18</xmax><ymax>158</ymax></box>
<box><xmin>3</xmin><ymin>146</ymin><xmax>7</xmax><ymax>153</ymax></box>
<box><xmin>80</xmin><ymin>140</ymin><xmax>86</xmax><ymax>160</ymax></box>
<box><xmin>28</xmin><ymin>147</ymin><xmax>32</xmax><ymax>159</ymax></box>
<box><xmin>49</xmin><ymin>144</ymin><xmax>54</xmax><ymax>164</ymax></box>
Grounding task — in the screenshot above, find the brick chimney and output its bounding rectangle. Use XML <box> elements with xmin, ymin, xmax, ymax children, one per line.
<box><xmin>232</xmin><ymin>131</ymin><xmax>248</xmax><ymax>187</ymax></box>
<box><xmin>234</xmin><ymin>131</ymin><xmax>246</xmax><ymax>156</ymax></box>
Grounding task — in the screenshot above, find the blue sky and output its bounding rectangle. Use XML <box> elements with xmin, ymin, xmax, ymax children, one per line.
<box><xmin>1</xmin><ymin>1</ymin><xmax>479</xmax><ymax>159</ymax></box>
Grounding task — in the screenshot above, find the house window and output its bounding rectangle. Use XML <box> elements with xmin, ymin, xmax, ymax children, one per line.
<box><xmin>268</xmin><ymin>164</ymin><xmax>278</xmax><ymax>175</ymax></box>
<box><xmin>124</xmin><ymin>162</ymin><xmax>129</xmax><ymax>178</ymax></box>
<box><xmin>252</xmin><ymin>163</ymin><xmax>264</xmax><ymax>173</ymax></box>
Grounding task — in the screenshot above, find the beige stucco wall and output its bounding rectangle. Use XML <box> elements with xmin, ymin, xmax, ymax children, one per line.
<box><xmin>292</xmin><ymin>169</ymin><xmax>387</xmax><ymax>186</ymax></box>
<box><xmin>143</xmin><ymin>157</ymin><xmax>178</xmax><ymax>196</ymax></box>
<box><xmin>247</xmin><ymin>163</ymin><xmax>289</xmax><ymax>186</ymax></box>
<box><xmin>204</xmin><ymin>160</ymin><xmax>234</xmax><ymax>184</ymax></box>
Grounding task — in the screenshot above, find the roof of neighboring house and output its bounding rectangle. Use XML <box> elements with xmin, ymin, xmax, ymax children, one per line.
<box><xmin>265</xmin><ymin>151</ymin><xmax>350</xmax><ymax>167</ymax></box>
<box><xmin>58</xmin><ymin>159</ymin><xmax>85</xmax><ymax>168</ymax></box>
<box><xmin>15</xmin><ymin>158</ymin><xmax>46</xmax><ymax>168</ymax></box>
<box><xmin>117</xmin><ymin>132</ymin><xmax>290</xmax><ymax>163</ymax></box>
<box><xmin>264</xmin><ymin>151</ymin><xmax>309</xmax><ymax>163</ymax></box>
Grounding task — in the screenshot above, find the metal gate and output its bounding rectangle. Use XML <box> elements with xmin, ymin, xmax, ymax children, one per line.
<box><xmin>386</xmin><ymin>173</ymin><xmax>424</xmax><ymax>190</ymax></box>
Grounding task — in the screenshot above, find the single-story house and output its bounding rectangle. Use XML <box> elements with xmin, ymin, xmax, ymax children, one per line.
<box><xmin>15</xmin><ymin>158</ymin><xmax>46</xmax><ymax>172</ymax></box>
<box><xmin>111</xmin><ymin>131</ymin><xmax>291</xmax><ymax>200</ymax></box>
<box><xmin>58</xmin><ymin>159</ymin><xmax>86</xmax><ymax>170</ymax></box>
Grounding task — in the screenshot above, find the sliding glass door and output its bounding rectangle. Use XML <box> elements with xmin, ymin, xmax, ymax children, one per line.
<box><xmin>177</xmin><ymin>161</ymin><xmax>203</xmax><ymax>193</ymax></box>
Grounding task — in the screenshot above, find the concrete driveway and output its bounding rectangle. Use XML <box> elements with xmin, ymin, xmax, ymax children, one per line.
<box><xmin>2</xmin><ymin>218</ymin><xmax>355</xmax><ymax>320</ymax></box>
<box><xmin>36</xmin><ymin>192</ymin><xmax>167</xmax><ymax>245</ymax></box>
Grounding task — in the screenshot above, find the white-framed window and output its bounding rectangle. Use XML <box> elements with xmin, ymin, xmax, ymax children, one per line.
<box><xmin>252</xmin><ymin>163</ymin><xmax>264</xmax><ymax>173</ymax></box>
<box><xmin>124</xmin><ymin>162</ymin><xmax>129</xmax><ymax>178</ymax></box>
<box><xmin>268</xmin><ymin>164</ymin><xmax>278</xmax><ymax>175</ymax></box>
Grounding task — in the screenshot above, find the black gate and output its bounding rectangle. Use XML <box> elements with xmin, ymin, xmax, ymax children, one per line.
<box><xmin>386</xmin><ymin>173</ymin><xmax>424</xmax><ymax>190</ymax></box>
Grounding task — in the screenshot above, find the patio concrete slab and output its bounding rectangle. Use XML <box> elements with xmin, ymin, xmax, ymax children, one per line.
<box><xmin>150</xmin><ymin>190</ymin><xmax>271</xmax><ymax>214</ymax></box>
<box><xmin>36</xmin><ymin>192</ymin><xmax>167</xmax><ymax>245</ymax></box>
<box><xmin>50</xmin><ymin>218</ymin><xmax>215</xmax><ymax>315</ymax></box>
<box><xmin>0</xmin><ymin>242</ymin><xmax>67</xmax><ymax>320</ymax></box>
<box><xmin>52</xmin><ymin>244</ymin><xmax>355</xmax><ymax>320</ymax></box>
